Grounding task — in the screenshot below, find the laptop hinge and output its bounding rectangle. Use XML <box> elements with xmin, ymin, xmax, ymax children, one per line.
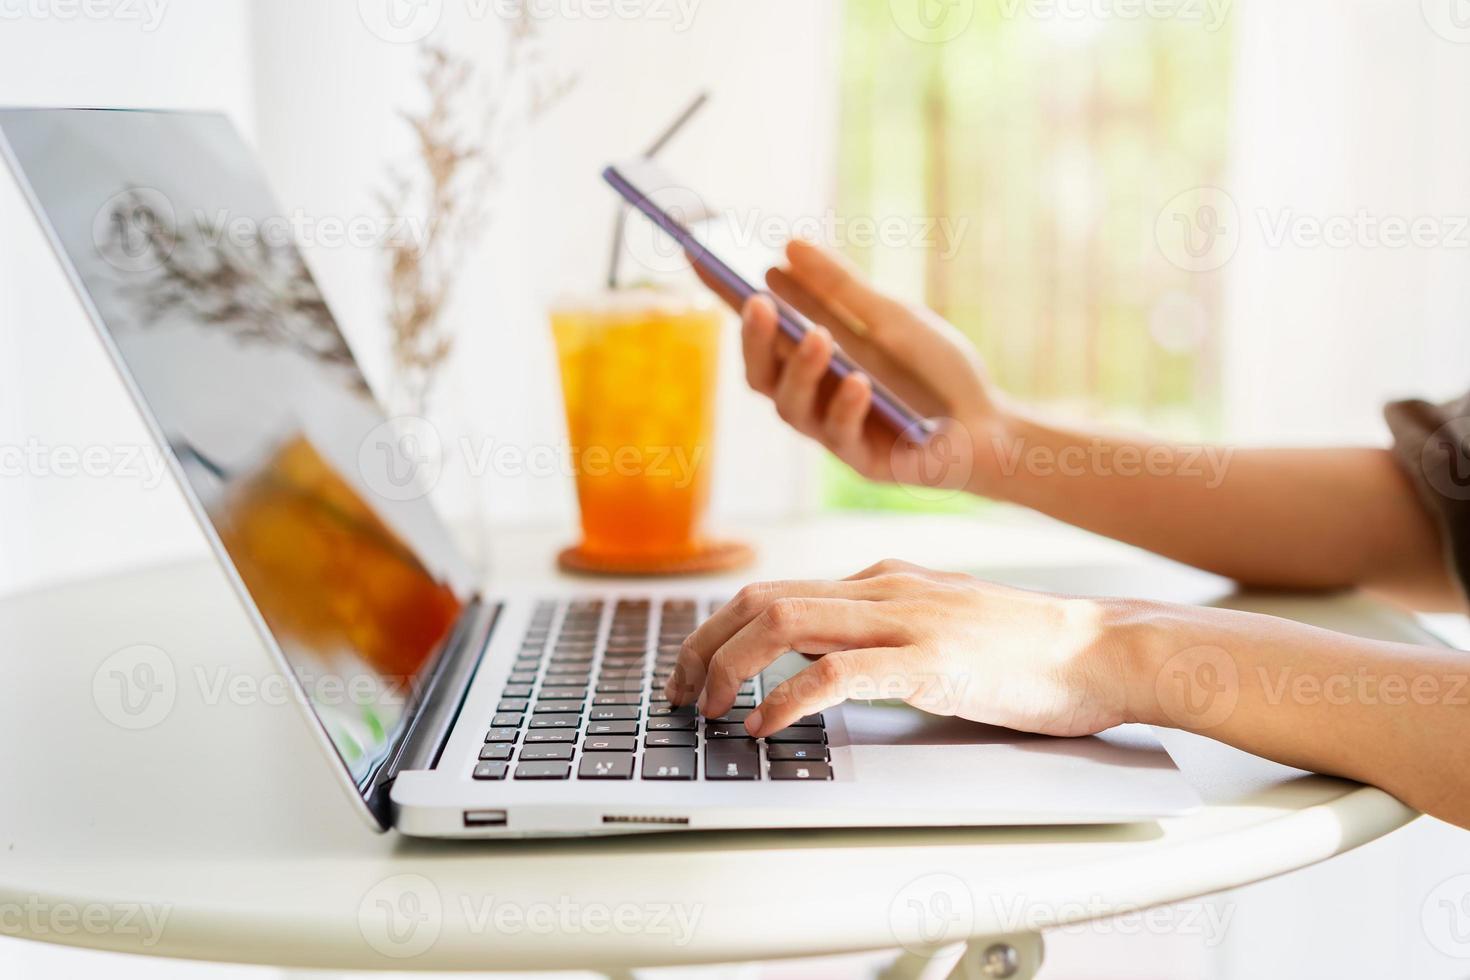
<box><xmin>381</xmin><ymin>598</ymin><xmax>501</xmax><ymax>782</ymax></box>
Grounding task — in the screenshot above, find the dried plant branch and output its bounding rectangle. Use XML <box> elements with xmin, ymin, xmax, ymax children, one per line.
<box><xmin>379</xmin><ymin>8</ymin><xmax>577</xmax><ymax>415</ymax></box>
<box><xmin>104</xmin><ymin>188</ymin><xmax>368</xmax><ymax>393</ymax></box>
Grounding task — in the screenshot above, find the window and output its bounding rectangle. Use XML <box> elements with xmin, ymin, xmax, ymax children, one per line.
<box><xmin>828</xmin><ymin>4</ymin><xmax>1234</xmax><ymax>511</ymax></box>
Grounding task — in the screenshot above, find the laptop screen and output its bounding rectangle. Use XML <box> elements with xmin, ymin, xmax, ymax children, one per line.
<box><xmin>0</xmin><ymin>108</ymin><xmax>475</xmax><ymax>800</ymax></box>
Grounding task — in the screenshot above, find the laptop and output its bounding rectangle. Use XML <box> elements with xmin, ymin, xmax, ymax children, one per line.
<box><xmin>0</xmin><ymin>108</ymin><xmax>1201</xmax><ymax>837</ymax></box>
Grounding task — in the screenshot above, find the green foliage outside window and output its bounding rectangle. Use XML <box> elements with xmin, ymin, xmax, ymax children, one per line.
<box><xmin>827</xmin><ymin>4</ymin><xmax>1234</xmax><ymax>511</ymax></box>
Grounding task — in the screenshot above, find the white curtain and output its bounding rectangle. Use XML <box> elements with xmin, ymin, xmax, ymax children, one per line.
<box><xmin>1223</xmin><ymin>0</ymin><xmax>1470</xmax><ymax>445</ymax></box>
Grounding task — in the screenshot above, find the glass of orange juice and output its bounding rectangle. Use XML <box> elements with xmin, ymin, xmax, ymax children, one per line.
<box><xmin>550</xmin><ymin>289</ymin><xmax>747</xmax><ymax>574</ymax></box>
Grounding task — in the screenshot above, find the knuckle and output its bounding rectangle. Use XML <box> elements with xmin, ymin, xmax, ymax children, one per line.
<box><xmin>731</xmin><ymin>583</ymin><xmax>768</xmax><ymax>617</ymax></box>
<box><xmin>809</xmin><ymin>655</ymin><xmax>846</xmax><ymax>689</ymax></box>
<box><xmin>761</xmin><ymin>597</ymin><xmax>805</xmax><ymax>633</ymax></box>
<box><xmin>705</xmin><ymin>651</ymin><xmax>739</xmax><ymax>689</ymax></box>
<box><xmin>811</xmin><ymin>655</ymin><xmax>846</xmax><ymax>693</ymax></box>
<box><xmin>887</xmin><ymin>571</ymin><xmax>930</xmax><ymax>592</ymax></box>
<box><xmin>678</xmin><ymin>634</ymin><xmax>701</xmax><ymax>662</ymax></box>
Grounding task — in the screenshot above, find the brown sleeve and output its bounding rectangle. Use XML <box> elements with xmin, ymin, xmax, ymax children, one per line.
<box><xmin>1384</xmin><ymin>392</ymin><xmax>1470</xmax><ymax>597</ymax></box>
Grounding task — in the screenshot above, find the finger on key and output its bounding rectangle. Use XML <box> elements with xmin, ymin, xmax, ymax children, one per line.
<box><xmin>747</xmin><ymin>647</ymin><xmax>913</xmax><ymax>737</ymax></box>
<box><xmin>664</xmin><ymin>579</ymin><xmax>877</xmax><ymax>704</ymax></box>
<box><xmin>697</xmin><ymin>598</ymin><xmax>906</xmax><ymax>718</ymax></box>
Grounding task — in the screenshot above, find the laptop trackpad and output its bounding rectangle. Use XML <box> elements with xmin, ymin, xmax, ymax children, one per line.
<box><xmin>833</xmin><ymin>698</ymin><xmax>1180</xmax><ymax>784</ymax></box>
<box><xmin>761</xmin><ymin>652</ymin><xmax>1178</xmax><ymax>780</ymax></box>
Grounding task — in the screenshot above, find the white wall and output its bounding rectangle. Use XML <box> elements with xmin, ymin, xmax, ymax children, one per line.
<box><xmin>1223</xmin><ymin>0</ymin><xmax>1470</xmax><ymax>444</ymax></box>
<box><xmin>0</xmin><ymin>0</ymin><xmax>254</xmax><ymax>597</ymax></box>
<box><xmin>247</xmin><ymin>0</ymin><xmax>838</xmax><ymax>549</ymax></box>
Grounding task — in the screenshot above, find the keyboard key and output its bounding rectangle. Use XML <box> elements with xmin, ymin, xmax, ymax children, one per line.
<box><xmin>579</xmin><ymin>753</ymin><xmax>635</xmax><ymax>780</ymax></box>
<box><xmin>766</xmin><ymin>743</ymin><xmax>829</xmax><ymax>762</ymax></box>
<box><xmin>769</xmin><ymin>760</ymin><xmax>833</xmax><ymax>780</ymax></box>
<box><xmin>502</xmin><ymin>685</ymin><xmax>533</xmax><ymax>699</ymax></box>
<box><xmin>789</xmin><ymin>714</ymin><xmax>825</xmax><ymax>728</ymax></box>
<box><xmin>642</xmin><ymin>747</ymin><xmax>697</xmax><ymax>780</ymax></box>
<box><xmin>523</xmin><ymin>729</ymin><xmax>576</xmax><ymax>744</ymax></box>
<box><xmin>711</xmin><ymin>708</ymin><xmax>752</xmax><ymax>724</ymax></box>
<box><xmin>647</xmin><ymin>715</ymin><xmax>697</xmax><ymax>732</ymax></box>
<box><xmin>600</xmin><ymin>675</ymin><xmax>645</xmax><ymax>689</ymax></box>
<box><xmin>497</xmin><ymin>698</ymin><xmax>529</xmax><ymax>713</ymax></box>
<box><xmin>645</xmin><ymin>731</ymin><xmax>696</xmax><ymax>748</ymax></box>
<box><xmin>484</xmin><ymin>728</ymin><xmax>519</xmax><ymax>743</ymax></box>
<box><xmin>519</xmin><ymin>743</ymin><xmax>574</xmax><ymax>761</ymax></box>
<box><xmin>539</xmin><ymin>686</ymin><xmax>586</xmax><ymax>700</ymax></box>
<box><xmin>473</xmin><ymin>762</ymin><xmax>509</xmax><ymax>780</ymax></box>
<box><xmin>732</xmin><ymin>695</ymin><xmax>757</xmax><ymax>708</ymax></box>
<box><xmin>479</xmin><ymin>744</ymin><xmax>513</xmax><ymax>761</ymax></box>
<box><xmin>515</xmin><ymin>761</ymin><xmax>572</xmax><ymax>780</ymax></box>
<box><xmin>593</xmin><ymin>693</ymin><xmax>641</xmax><ymax>706</ymax></box>
<box><xmin>529</xmin><ymin>714</ymin><xmax>582</xmax><ymax>730</ymax></box>
<box><xmin>705</xmin><ymin>740</ymin><xmax>760</xmax><ymax>780</ymax></box>
<box><xmin>766</xmin><ymin>728</ymin><xmax>827</xmax><ymax>744</ymax></box>
<box><xmin>535</xmin><ymin>700</ymin><xmax>585</xmax><ymax>714</ymax></box>
<box><xmin>587</xmin><ymin>720</ymin><xmax>638</xmax><ymax>736</ymax></box>
<box><xmin>491</xmin><ymin>713</ymin><xmax>523</xmax><ymax>728</ymax></box>
<box><xmin>589</xmin><ymin>705</ymin><xmax>639</xmax><ymax>721</ymax></box>
<box><xmin>581</xmin><ymin>734</ymin><xmax>636</xmax><ymax>752</ymax></box>
<box><xmin>704</xmin><ymin>722</ymin><xmax>754</xmax><ymax>740</ymax></box>
<box><xmin>649</xmin><ymin>703</ymin><xmax>696</xmax><ymax>718</ymax></box>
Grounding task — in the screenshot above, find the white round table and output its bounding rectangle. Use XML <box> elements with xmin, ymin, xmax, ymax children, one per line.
<box><xmin>0</xmin><ymin>516</ymin><xmax>1424</xmax><ymax>977</ymax></box>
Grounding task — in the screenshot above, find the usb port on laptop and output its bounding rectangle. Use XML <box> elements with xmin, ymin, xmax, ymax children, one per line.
<box><xmin>463</xmin><ymin>809</ymin><xmax>508</xmax><ymax>828</ymax></box>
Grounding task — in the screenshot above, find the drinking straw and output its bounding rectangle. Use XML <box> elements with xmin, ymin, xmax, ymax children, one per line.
<box><xmin>606</xmin><ymin>91</ymin><xmax>711</xmax><ymax>290</ymax></box>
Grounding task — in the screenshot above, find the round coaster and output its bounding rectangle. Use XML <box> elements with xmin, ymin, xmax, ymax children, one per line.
<box><xmin>557</xmin><ymin>539</ymin><xmax>755</xmax><ymax>577</ymax></box>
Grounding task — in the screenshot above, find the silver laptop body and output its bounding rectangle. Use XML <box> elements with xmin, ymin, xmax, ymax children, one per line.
<box><xmin>0</xmin><ymin>107</ymin><xmax>1201</xmax><ymax>837</ymax></box>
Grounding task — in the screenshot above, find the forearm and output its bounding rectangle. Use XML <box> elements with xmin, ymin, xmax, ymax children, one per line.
<box><xmin>1117</xmin><ymin>600</ymin><xmax>1470</xmax><ymax>826</ymax></box>
<box><xmin>973</xmin><ymin>409</ymin><xmax>1456</xmax><ymax>608</ymax></box>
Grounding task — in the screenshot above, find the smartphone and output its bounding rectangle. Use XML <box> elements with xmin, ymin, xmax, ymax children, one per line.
<box><xmin>603</xmin><ymin>163</ymin><xmax>937</xmax><ymax>445</ymax></box>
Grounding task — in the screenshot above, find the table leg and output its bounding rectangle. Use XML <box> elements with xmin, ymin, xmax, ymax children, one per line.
<box><xmin>945</xmin><ymin>932</ymin><xmax>1045</xmax><ymax>980</ymax></box>
<box><xmin>878</xmin><ymin>941</ymin><xmax>967</xmax><ymax>980</ymax></box>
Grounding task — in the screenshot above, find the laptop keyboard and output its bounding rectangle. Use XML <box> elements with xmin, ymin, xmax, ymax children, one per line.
<box><xmin>472</xmin><ymin>598</ymin><xmax>832</xmax><ymax>782</ymax></box>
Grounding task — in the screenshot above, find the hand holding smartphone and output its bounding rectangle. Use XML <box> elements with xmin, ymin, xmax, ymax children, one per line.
<box><xmin>602</xmin><ymin>162</ymin><xmax>938</xmax><ymax>445</ymax></box>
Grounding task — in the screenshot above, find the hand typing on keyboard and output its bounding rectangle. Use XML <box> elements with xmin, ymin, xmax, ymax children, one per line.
<box><xmin>475</xmin><ymin>597</ymin><xmax>834</xmax><ymax>783</ymax></box>
<box><xmin>666</xmin><ymin>559</ymin><xmax>1140</xmax><ymax>740</ymax></box>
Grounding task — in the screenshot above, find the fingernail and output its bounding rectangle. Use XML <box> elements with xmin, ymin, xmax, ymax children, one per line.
<box><xmin>696</xmin><ymin>691</ymin><xmax>708</xmax><ymax>715</ymax></box>
<box><xmin>744</xmin><ymin>708</ymin><xmax>764</xmax><ymax>736</ymax></box>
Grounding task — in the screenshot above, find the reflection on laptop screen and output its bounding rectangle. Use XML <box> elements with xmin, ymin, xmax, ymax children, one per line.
<box><xmin>0</xmin><ymin>108</ymin><xmax>473</xmax><ymax>791</ymax></box>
